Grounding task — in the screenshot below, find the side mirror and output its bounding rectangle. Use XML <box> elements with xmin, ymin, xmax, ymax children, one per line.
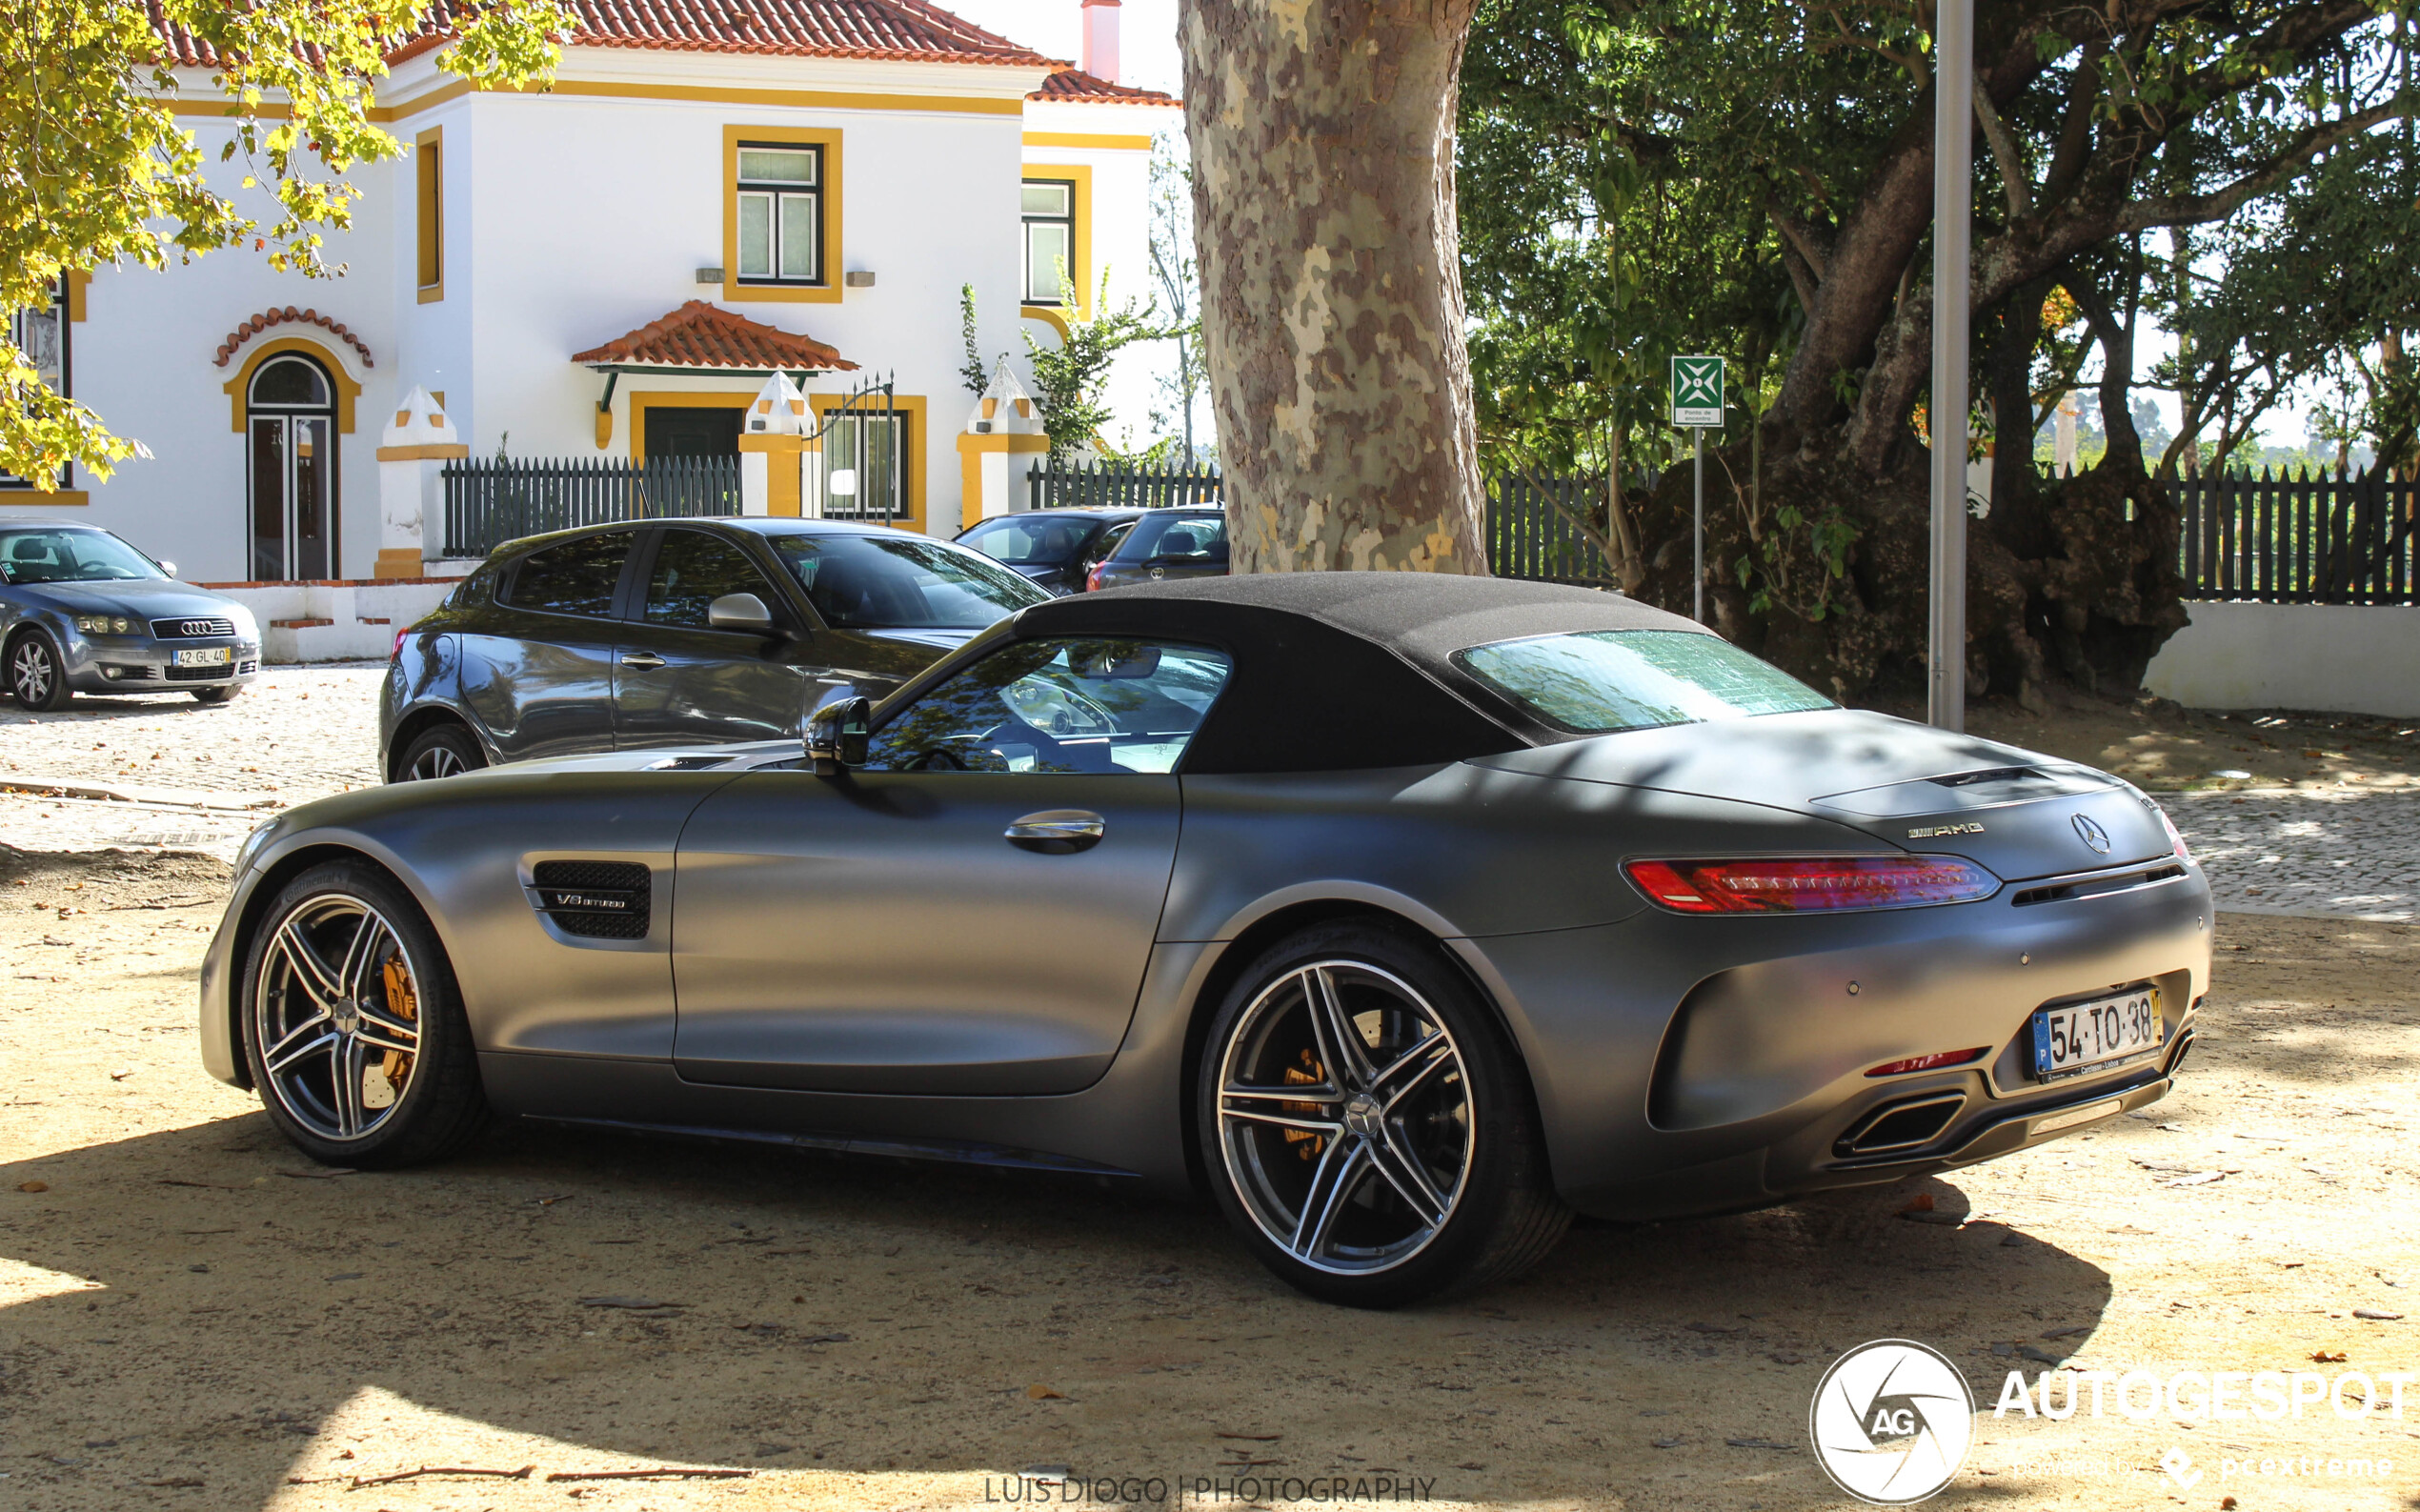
<box><xmin>805</xmin><ymin>696</ymin><xmax>871</xmax><ymax>776</ymax></box>
<box><xmin>707</xmin><ymin>592</ymin><xmax>776</xmax><ymax>634</ymax></box>
<box><xmin>157</xmin><ymin>559</ymin><xmax>178</xmax><ymax>578</ymax></box>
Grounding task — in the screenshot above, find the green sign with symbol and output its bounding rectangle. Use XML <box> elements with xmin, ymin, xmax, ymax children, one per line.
<box><xmin>1670</xmin><ymin>354</ymin><xmax>1726</xmax><ymax>428</ymax></box>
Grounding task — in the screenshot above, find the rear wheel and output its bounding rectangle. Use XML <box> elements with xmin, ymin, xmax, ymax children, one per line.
<box><xmin>1198</xmin><ymin>921</ymin><xmax>1571</xmax><ymax>1307</ymax></box>
<box><xmin>394</xmin><ymin>722</ymin><xmax>486</xmax><ymax>781</ymax></box>
<box><xmin>240</xmin><ymin>860</ymin><xmax>488</xmax><ymax>1168</ymax></box>
<box><xmin>8</xmin><ymin>632</ymin><xmax>70</xmax><ymax>711</ymax></box>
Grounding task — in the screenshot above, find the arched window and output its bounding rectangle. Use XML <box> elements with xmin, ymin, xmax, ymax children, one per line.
<box><xmin>246</xmin><ymin>353</ymin><xmax>338</xmax><ymax>579</ymax></box>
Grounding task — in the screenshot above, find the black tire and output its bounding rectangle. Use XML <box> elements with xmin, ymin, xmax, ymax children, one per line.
<box><xmin>192</xmin><ymin>684</ymin><xmax>240</xmax><ymax>704</ymax></box>
<box><xmin>240</xmin><ymin>859</ymin><xmax>488</xmax><ymax>1168</ymax></box>
<box><xmin>7</xmin><ymin>631</ymin><xmax>71</xmax><ymax>711</ymax></box>
<box><xmin>393</xmin><ymin>721</ymin><xmax>487</xmax><ymax>781</ymax></box>
<box><xmin>1197</xmin><ymin>920</ymin><xmax>1571</xmax><ymax>1307</ymax></box>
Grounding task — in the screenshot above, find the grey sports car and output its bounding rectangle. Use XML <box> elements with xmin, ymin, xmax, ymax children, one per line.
<box><xmin>200</xmin><ymin>575</ymin><xmax>2209</xmax><ymax>1306</ymax></box>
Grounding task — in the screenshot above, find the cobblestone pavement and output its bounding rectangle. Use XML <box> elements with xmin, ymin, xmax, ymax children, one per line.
<box><xmin>3</xmin><ymin>665</ymin><xmax>2412</xmax><ymax>917</ymax></box>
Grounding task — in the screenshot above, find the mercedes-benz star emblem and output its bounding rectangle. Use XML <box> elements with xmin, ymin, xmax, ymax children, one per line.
<box><xmin>1809</xmin><ymin>1339</ymin><xmax>1975</xmax><ymax>1504</ymax></box>
<box><xmin>2071</xmin><ymin>814</ymin><xmax>2112</xmax><ymax>855</ymax></box>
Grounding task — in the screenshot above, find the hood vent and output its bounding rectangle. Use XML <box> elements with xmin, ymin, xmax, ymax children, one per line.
<box><xmin>1929</xmin><ymin>766</ymin><xmax>2043</xmax><ymax>788</ymax></box>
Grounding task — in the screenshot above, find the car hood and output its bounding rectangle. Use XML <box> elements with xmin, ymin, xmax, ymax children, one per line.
<box><xmin>1470</xmin><ymin>707</ymin><xmax>2176</xmax><ymax>882</ymax></box>
<box><xmin>14</xmin><ymin>579</ymin><xmax>253</xmax><ymax>625</ymax></box>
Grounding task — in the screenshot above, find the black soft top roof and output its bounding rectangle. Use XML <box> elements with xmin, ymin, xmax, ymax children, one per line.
<box><xmin>1009</xmin><ymin>574</ymin><xmax>1709</xmax><ymax>775</ymax></box>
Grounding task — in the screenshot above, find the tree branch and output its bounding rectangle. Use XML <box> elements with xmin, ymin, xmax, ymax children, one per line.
<box><xmin>2117</xmin><ymin>103</ymin><xmax>2405</xmax><ymax>232</ymax></box>
<box><xmin>1972</xmin><ymin>82</ymin><xmax>2032</xmax><ymax>220</ymax></box>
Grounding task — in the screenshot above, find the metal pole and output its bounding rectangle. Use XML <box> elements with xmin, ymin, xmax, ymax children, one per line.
<box><xmin>1926</xmin><ymin>0</ymin><xmax>1975</xmax><ymax>731</ymax></box>
<box><xmin>1692</xmin><ymin>427</ymin><xmax>1705</xmax><ymax>623</ymax></box>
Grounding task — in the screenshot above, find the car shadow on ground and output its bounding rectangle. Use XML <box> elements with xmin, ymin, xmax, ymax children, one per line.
<box><xmin>1</xmin><ymin>1108</ymin><xmax>2111</xmax><ymax>1505</ymax></box>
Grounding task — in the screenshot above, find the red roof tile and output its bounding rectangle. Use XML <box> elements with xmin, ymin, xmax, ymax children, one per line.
<box><xmin>1029</xmin><ymin>67</ymin><xmax>1179</xmax><ymax>106</ymax></box>
<box><xmin>152</xmin><ymin>0</ymin><xmax>1056</xmax><ymax>69</ymax></box>
<box><xmin>573</xmin><ymin>300</ymin><xmax>857</xmax><ymax>372</ymax></box>
<box><xmin>213</xmin><ymin>306</ymin><xmax>375</xmax><ymax>370</ymax></box>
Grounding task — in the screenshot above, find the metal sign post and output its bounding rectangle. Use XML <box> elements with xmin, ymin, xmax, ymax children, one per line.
<box><xmin>1927</xmin><ymin>0</ymin><xmax>1975</xmax><ymax>731</ymax></box>
<box><xmin>1670</xmin><ymin>355</ymin><xmax>1726</xmax><ymax>624</ymax></box>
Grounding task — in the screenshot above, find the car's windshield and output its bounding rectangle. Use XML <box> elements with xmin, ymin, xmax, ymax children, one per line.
<box><xmin>0</xmin><ymin>528</ymin><xmax>165</xmax><ymax>585</ymax></box>
<box><xmin>958</xmin><ymin>515</ymin><xmax>1103</xmax><ymax>567</ymax></box>
<box><xmin>1111</xmin><ymin>512</ymin><xmax>1227</xmax><ymax>565</ymax></box>
<box><xmin>768</xmin><ymin>532</ymin><xmax>1047</xmax><ymax>629</ymax></box>
<box><xmin>1455</xmin><ymin>629</ymin><xmax>1834</xmax><ymax>734</ymax></box>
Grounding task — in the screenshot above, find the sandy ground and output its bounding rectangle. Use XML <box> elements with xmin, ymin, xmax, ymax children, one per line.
<box><xmin>1</xmin><ymin>849</ymin><xmax>2414</xmax><ymax>1512</ymax></box>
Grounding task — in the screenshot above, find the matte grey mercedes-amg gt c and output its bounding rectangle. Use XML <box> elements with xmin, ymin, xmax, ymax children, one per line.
<box><xmin>201</xmin><ymin>575</ymin><xmax>2210</xmax><ymax>1306</ymax></box>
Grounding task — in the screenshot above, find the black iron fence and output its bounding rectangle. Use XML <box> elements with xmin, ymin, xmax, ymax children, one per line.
<box><xmin>440</xmin><ymin>455</ymin><xmax>741</xmax><ymax>558</ymax></box>
<box><xmin>2173</xmin><ymin>468</ymin><xmax>2417</xmax><ymax>605</ymax></box>
<box><xmin>1025</xmin><ymin>459</ymin><xmax>1225</xmax><ymax>512</ymax></box>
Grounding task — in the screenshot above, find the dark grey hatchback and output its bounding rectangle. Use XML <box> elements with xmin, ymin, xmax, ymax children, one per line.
<box><xmin>378</xmin><ymin>518</ymin><xmax>1048</xmax><ymax>780</ymax></box>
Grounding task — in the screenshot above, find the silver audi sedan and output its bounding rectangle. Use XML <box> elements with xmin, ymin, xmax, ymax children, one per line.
<box><xmin>1</xmin><ymin>521</ymin><xmax>262</xmax><ymax>708</ymax></box>
<box><xmin>199</xmin><ymin>575</ymin><xmax>2210</xmax><ymax>1307</ymax></box>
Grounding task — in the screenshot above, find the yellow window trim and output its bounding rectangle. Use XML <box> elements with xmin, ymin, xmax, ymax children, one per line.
<box><xmin>809</xmin><ymin>392</ymin><xmax>928</xmax><ymax>534</ymax></box>
<box><xmin>165</xmin><ymin>78</ymin><xmax>1030</xmax><ymax>124</ymax></box>
<box><xmin>0</xmin><ymin>490</ymin><xmax>89</xmax><ymax>506</ymax></box>
<box><xmin>723</xmin><ymin>125</ymin><xmax>844</xmax><ymax>306</ymax></box>
<box><xmin>1020</xmin><ymin>304</ymin><xmax>1072</xmax><ymax>341</ymax></box>
<box><xmin>65</xmin><ymin>272</ymin><xmax>89</xmax><ymax>322</ymax></box>
<box><xmin>1021</xmin><ymin>131</ymin><xmax>1153</xmax><ymax>151</ymax></box>
<box><xmin>221</xmin><ymin>337</ymin><xmax>361</xmax><ymax>433</ymax></box>
<box><xmin>414</xmin><ymin>127</ymin><xmax>445</xmax><ymax>304</ymax></box>
<box><xmin>628</xmin><ymin>390</ymin><xmax>759</xmax><ymax>466</ymax></box>
<box><xmin>1020</xmin><ymin>163</ymin><xmax>1093</xmax><ymax>317</ymax></box>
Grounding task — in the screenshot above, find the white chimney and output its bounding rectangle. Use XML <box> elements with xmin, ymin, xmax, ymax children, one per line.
<box><xmin>1080</xmin><ymin>0</ymin><xmax>1119</xmax><ymax>83</ymax></box>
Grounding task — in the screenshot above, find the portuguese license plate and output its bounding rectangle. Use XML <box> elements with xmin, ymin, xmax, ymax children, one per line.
<box><xmin>173</xmin><ymin>647</ymin><xmax>232</xmax><ymax>668</ymax></box>
<box><xmin>2033</xmin><ymin>987</ymin><xmax>2163</xmax><ymax>1079</ymax></box>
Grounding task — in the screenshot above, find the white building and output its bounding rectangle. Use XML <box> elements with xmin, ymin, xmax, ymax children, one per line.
<box><xmin>6</xmin><ymin>0</ymin><xmax>1177</xmax><ymax>584</ymax></box>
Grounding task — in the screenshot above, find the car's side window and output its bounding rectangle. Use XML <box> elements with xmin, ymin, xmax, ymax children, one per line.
<box><xmin>506</xmin><ymin>533</ymin><xmax>633</xmax><ymax>618</ymax></box>
<box><xmin>643</xmin><ymin>530</ymin><xmax>783</xmax><ymax>628</ymax></box>
<box><xmin>1082</xmin><ymin>520</ymin><xmax>1133</xmax><ymax>568</ymax></box>
<box><xmin>864</xmin><ymin>637</ymin><xmax>1233</xmax><ymax>776</ymax></box>
<box><xmin>1153</xmin><ymin>515</ymin><xmax>1228</xmax><ymax>565</ymax></box>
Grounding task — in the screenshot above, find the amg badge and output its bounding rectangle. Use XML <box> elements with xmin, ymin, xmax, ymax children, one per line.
<box><xmin>1906</xmin><ymin>822</ymin><xmax>1986</xmax><ymax>839</ymax></box>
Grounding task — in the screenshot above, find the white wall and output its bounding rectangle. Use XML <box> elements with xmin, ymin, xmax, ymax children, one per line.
<box><xmin>65</xmin><ymin>107</ymin><xmax>396</xmax><ymax>583</ymax></box>
<box><xmin>2144</xmin><ymin>603</ymin><xmax>2420</xmax><ymax>718</ymax></box>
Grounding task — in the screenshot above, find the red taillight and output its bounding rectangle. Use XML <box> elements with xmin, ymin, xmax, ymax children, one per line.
<box><xmin>391</xmin><ymin>626</ymin><xmax>409</xmax><ymax>661</ymax></box>
<box><xmin>1623</xmin><ymin>856</ymin><xmax>2001</xmax><ymax>914</ymax></box>
<box><xmin>1085</xmin><ymin>560</ymin><xmax>1106</xmax><ymax>593</ymax></box>
<box><xmin>1866</xmin><ymin>1047</ymin><xmax>1989</xmax><ymax>1077</ymax></box>
<box><xmin>2155</xmin><ymin>804</ymin><xmax>2191</xmax><ymax>862</ymax></box>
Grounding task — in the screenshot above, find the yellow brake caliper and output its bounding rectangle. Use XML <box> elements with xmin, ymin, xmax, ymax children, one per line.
<box><xmin>379</xmin><ymin>955</ymin><xmax>418</xmax><ymax>1090</ymax></box>
<box><xmin>1282</xmin><ymin>1046</ymin><xmax>1327</xmax><ymax>1161</ymax></box>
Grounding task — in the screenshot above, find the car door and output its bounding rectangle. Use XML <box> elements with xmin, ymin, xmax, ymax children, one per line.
<box><xmin>670</xmin><ymin>635</ymin><xmax>1235</xmax><ymax>1096</ymax></box>
<box><xmin>613</xmin><ymin>526</ymin><xmax>817</xmax><ymax>749</ymax></box>
<box><xmin>455</xmin><ymin>530</ymin><xmax>638</xmax><ymax>760</ymax></box>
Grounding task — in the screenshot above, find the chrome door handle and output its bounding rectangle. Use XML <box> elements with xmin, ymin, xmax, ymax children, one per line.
<box><xmin>1004</xmin><ymin>809</ymin><xmax>1104</xmax><ymax>854</ymax></box>
<box><xmin>619</xmin><ymin>652</ymin><xmax>667</xmax><ymax>670</ymax></box>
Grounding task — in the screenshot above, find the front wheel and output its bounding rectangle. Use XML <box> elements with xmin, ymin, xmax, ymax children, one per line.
<box><xmin>8</xmin><ymin>632</ymin><xmax>71</xmax><ymax>711</ymax></box>
<box><xmin>1198</xmin><ymin>922</ymin><xmax>1571</xmax><ymax>1307</ymax></box>
<box><xmin>240</xmin><ymin>860</ymin><xmax>488</xmax><ymax>1168</ymax></box>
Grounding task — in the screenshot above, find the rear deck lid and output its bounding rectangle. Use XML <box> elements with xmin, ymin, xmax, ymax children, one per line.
<box><xmin>1807</xmin><ymin>765</ymin><xmax>2173</xmax><ymax>881</ymax></box>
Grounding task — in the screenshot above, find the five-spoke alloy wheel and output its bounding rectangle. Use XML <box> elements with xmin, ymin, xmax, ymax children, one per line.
<box><xmin>395</xmin><ymin>723</ymin><xmax>486</xmax><ymax>782</ymax></box>
<box><xmin>242</xmin><ymin>861</ymin><xmax>487</xmax><ymax>1167</ymax></box>
<box><xmin>1200</xmin><ymin>923</ymin><xmax>1570</xmax><ymax>1307</ymax></box>
<box><xmin>8</xmin><ymin>632</ymin><xmax>70</xmax><ymax>711</ymax></box>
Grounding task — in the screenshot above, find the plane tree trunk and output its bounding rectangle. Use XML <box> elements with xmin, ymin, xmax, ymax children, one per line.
<box><xmin>1180</xmin><ymin>0</ymin><xmax>1489</xmax><ymax>573</ymax></box>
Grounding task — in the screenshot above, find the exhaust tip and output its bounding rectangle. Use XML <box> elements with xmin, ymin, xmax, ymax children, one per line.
<box><xmin>1836</xmin><ymin>1091</ymin><xmax>1966</xmax><ymax>1158</ymax></box>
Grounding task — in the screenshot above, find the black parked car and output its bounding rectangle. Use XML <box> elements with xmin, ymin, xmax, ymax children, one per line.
<box><xmin>378</xmin><ymin>518</ymin><xmax>1048</xmax><ymax>780</ymax></box>
<box><xmin>1086</xmin><ymin>507</ymin><xmax>1229</xmax><ymax>591</ymax></box>
<box><xmin>954</xmin><ymin>508</ymin><xmax>1144</xmax><ymax>595</ymax></box>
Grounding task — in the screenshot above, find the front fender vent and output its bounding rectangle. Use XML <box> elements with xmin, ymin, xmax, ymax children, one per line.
<box><xmin>531</xmin><ymin>860</ymin><xmax>652</xmax><ymax>939</ymax></box>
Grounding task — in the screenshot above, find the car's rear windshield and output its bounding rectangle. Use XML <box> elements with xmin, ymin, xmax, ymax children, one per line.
<box><xmin>958</xmin><ymin>515</ymin><xmax>1101</xmax><ymax>567</ymax></box>
<box><xmin>1454</xmin><ymin>629</ymin><xmax>1833</xmax><ymax>734</ymax></box>
<box><xmin>768</xmin><ymin>532</ymin><xmax>1048</xmax><ymax>629</ymax></box>
<box><xmin>1111</xmin><ymin>512</ymin><xmax>1227</xmax><ymax>565</ymax></box>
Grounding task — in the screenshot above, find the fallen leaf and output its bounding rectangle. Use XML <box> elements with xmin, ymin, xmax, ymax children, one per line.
<box><xmin>2352</xmin><ymin>1309</ymin><xmax>2404</xmax><ymax>1321</ymax></box>
<box><xmin>1027</xmin><ymin>1384</ymin><xmax>1066</xmax><ymax>1400</ymax></box>
<box><xmin>1215</xmin><ymin>1433</ymin><xmax>1282</xmax><ymax>1441</ymax></box>
<box><xmin>108</xmin><ymin>1066</ymin><xmax>134</xmax><ymax>1081</ymax></box>
<box><xmin>2043</xmin><ymin>1325</ymin><xmax>2093</xmax><ymax>1340</ymax></box>
<box><xmin>1651</xmin><ymin>1436</ymin><xmax>1682</xmax><ymax>1449</ymax></box>
<box><xmin>15</xmin><ymin>1180</ymin><xmax>48</xmax><ymax>1193</ymax></box>
<box><xmin>2161</xmin><ymin>1171</ymin><xmax>2227</xmax><ymax>1188</ymax></box>
<box><xmin>2312</xmin><ymin>1350</ymin><xmax>2348</xmax><ymax>1363</ymax></box>
<box><xmin>275</xmin><ymin>1167</ymin><xmax>357</xmax><ymax>1180</ymax></box>
<box><xmin>1900</xmin><ymin>1193</ymin><xmax>1936</xmax><ymax>1212</ymax></box>
<box><xmin>579</xmin><ymin>1296</ymin><xmax>684</xmax><ymax>1311</ymax></box>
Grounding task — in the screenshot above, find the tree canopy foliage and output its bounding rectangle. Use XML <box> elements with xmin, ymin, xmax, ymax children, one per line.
<box><xmin>1</xmin><ymin>0</ymin><xmax>568</xmax><ymax>487</ymax></box>
<box><xmin>1460</xmin><ymin>0</ymin><xmax>2414</xmax><ymax>702</ymax></box>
